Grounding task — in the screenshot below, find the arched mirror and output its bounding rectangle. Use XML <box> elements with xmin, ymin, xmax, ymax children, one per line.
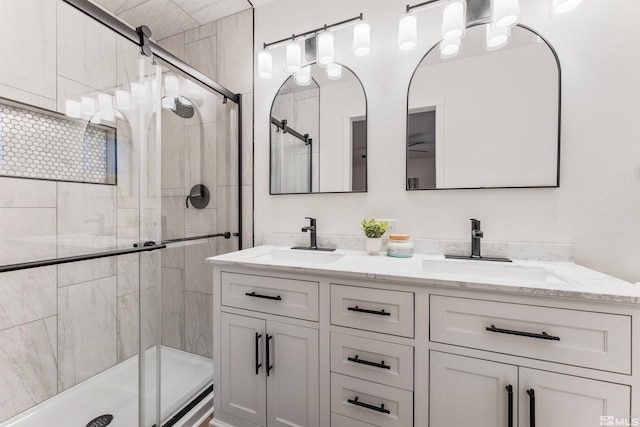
<box><xmin>407</xmin><ymin>24</ymin><xmax>560</xmax><ymax>190</ymax></box>
<box><xmin>270</xmin><ymin>62</ymin><xmax>367</xmax><ymax>194</ymax></box>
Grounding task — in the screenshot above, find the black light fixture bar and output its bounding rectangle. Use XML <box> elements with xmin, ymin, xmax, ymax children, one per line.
<box><xmin>406</xmin><ymin>0</ymin><xmax>443</xmax><ymax>13</ymax></box>
<box><xmin>263</xmin><ymin>13</ymin><xmax>364</xmax><ymax>49</ymax></box>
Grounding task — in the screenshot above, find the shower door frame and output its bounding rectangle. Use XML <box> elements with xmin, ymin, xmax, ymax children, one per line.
<box><xmin>61</xmin><ymin>1</ymin><xmax>244</xmax><ymax>425</ymax></box>
<box><xmin>60</xmin><ymin>0</ymin><xmax>244</xmax><ymax>252</ymax></box>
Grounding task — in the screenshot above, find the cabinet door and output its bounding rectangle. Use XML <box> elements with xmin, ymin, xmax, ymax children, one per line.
<box><xmin>266</xmin><ymin>321</ymin><xmax>319</xmax><ymax>427</ymax></box>
<box><xmin>220</xmin><ymin>312</ymin><xmax>267</xmax><ymax>426</ymax></box>
<box><xmin>430</xmin><ymin>351</ymin><xmax>518</xmax><ymax>427</ymax></box>
<box><xmin>519</xmin><ymin>368</ymin><xmax>630</xmax><ymax>427</ymax></box>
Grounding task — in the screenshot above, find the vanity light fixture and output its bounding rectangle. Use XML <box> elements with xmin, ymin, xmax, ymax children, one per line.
<box><xmin>115</xmin><ymin>90</ymin><xmax>130</xmax><ymax>111</ymax></box>
<box><xmin>441</xmin><ymin>0</ymin><xmax>466</xmax><ymax>40</ymax></box>
<box><xmin>552</xmin><ymin>0</ymin><xmax>583</xmax><ymax>15</ymax></box>
<box><xmin>163</xmin><ymin>74</ymin><xmax>180</xmax><ymax>98</ymax></box>
<box><xmin>259</xmin><ymin>13</ymin><xmax>366</xmax><ymax>80</ymax></box>
<box><xmin>317</xmin><ymin>32</ymin><xmax>335</xmax><ymax>66</ymax></box>
<box><xmin>295</xmin><ymin>65</ymin><xmax>312</xmax><ymax>86</ymax></box>
<box><xmin>65</xmin><ymin>100</ymin><xmax>82</xmax><ymax>118</ymax></box>
<box><xmin>398</xmin><ymin>14</ymin><xmax>418</xmax><ymax>51</ymax></box>
<box><xmin>485</xmin><ymin>24</ymin><xmax>510</xmax><ymax>50</ymax></box>
<box><xmin>81</xmin><ymin>96</ymin><xmax>97</xmax><ymax>116</ymax></box>
<box><xmin>353</xmin><ymin>21</ymin><xmax>371</xmax><ymax>56</ymax></box>
<box><xmin>326</xmin><ymin>63</ymin><xmax>343</xmax><ymax>80</ymax></box>
<box><xmin>285</xmin><ymin>41</ymin><xmax>302</xmax><ymax>73</ymax></box>
<box><xmin>491</xmin><ymin>0</ymin><xmax>520</xmax><ymax>28</ymax></box>
<box><xmin>257</xmin><ymin>50</ymin><xmax>273</xmax><ymax>79</ymax></box>
<box><xmin>440</xmin><ymin>37</ymin><xmax>461</xmax><ymax>58</ymax></box>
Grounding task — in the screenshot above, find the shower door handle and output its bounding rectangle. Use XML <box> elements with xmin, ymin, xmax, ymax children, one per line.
<box><xmin>255</xmin><ymin>333</ymin><xmax>262</xmax><ymax>375</ymax></box>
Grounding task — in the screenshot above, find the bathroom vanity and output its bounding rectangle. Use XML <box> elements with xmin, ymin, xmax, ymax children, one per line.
<box><xmin>208</xmin><ymin>246</ymin><xmax>640</xmax><ymax>427</ymax></box>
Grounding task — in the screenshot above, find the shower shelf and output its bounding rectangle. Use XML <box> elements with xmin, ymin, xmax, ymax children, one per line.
<box><xmin>0</xmin><ymin>243</ymin><xmax>166</xmax><ymax>274</ymax></box>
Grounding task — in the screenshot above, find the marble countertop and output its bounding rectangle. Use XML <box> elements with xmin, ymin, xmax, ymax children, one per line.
<box><xmin>208</xmin><ymin>245</ymin><xmax>640</xmax><ymax>305</ymax></box>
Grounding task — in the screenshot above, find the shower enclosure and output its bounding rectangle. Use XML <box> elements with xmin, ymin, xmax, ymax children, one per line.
<box><xmin>0</xmin><ymin>1</ymin><xmax>243</xmax><ymax>426</ymax></box>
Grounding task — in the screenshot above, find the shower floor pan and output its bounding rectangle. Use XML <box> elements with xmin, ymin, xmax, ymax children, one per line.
<box><xmin>1</xmin><ymin>346</ymin><xmax>213</xmax><ymax>427</ymax></box>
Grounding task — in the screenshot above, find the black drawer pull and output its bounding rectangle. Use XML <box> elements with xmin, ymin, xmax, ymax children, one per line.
<box><xmin>486</xmin><ymin>325</ymin><xmax>560</xmax><ymax>341</ymax></box>
<box><xmin>245</xmin><ymin>291</ymin><xmax>282</xmax><ymax>301</ymax></box>
<box><xmin>347</xmin><ymin>306</ymin><xmax>391</xmax><ymax>316</ymax></box>
<box><xmin>527</xmin><ymin>389</ymin><xmax>536</xmax><ymax>427</ymax></box>
<box><xmin>347</xmin><ymin>396</ymin><xmax>391</xmax><ymax>414</ymax></box>
<box><xmin>506</xmin><ymin>385</ymin><xmax>513</xmax><ymax>427</ymax></box>
<box><xmin>266</xmin><ymin>334</ymin><xmax>273</xmax><ymax>376</ymax></box>
<box><xmin>348</xmin><ymin>355</ymin><xmax>391</xmax><ymax>370</ymax></box>
<box><xmin>255</xmin><ymin>333</ymin><xmax>262</xmax><ymax>375</ymax></box>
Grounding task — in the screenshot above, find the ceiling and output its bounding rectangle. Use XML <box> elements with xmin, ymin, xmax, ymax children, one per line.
<box><xmin>90</xmin><ymin>0</ymin><xmax>253</xmax><ymax>40</ymax></box>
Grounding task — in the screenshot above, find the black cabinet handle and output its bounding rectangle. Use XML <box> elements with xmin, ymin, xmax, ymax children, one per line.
<box><xmin>506</xmin><ymin>385</ymin><xmax>513</xmax><ymax>427</ymax></box>
<box><xmin>527</xmin><ymin>389</ymin><xmax>536</xmax><ymax>427</ymax></box>
<box><xmin>347</xmin><ymin>306</ymin><xmax>391</xmax><ymax>316</ymax></box>
<box><xmin>266</xmin><ymin>334</ymin><xmax>273</xmax><ymax>376</ymax></box>
<box><xmin>245</xmin><ymin>291</ymin><xmax>282</xmax><ymax>301</ymax></box>
<box><xmin>347</xmin><ymin>397</ymin><xmax>391</xmax><ymax>414</ymax></box>
<box><xmin>255</xmin><ymin>333</ymin><xmax>262</xmax><ymax>375</ymax></box>
<box><xmin>486</xmin><ymin>325</ymin><xmax>560</xmax><ymax>341</ymax></box>
<box><xmin>348</xmin><ymin>355</ymin><xmax>391</xmax><ymax>370</ymax></box>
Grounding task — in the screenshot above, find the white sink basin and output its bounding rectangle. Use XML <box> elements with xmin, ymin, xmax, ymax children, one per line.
<box><xmin>422</xmin><ymin>259</ymin><xmax>568</xmax><ymax>284</ymax></box>
<box><xmin>254</xmin><ymin>249</ymin><xmax>344</xmax><ymax>265</ymax></box>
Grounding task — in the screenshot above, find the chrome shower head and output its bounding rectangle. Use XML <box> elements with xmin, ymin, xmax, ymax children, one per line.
<box><xmin>162</xmin><ymin>96</ymin><xmax>195</xmax><ymax>119</ymax></box>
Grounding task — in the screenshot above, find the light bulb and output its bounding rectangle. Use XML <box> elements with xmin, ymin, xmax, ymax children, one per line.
<box><xmin>81</xmin><ymin>96</ymin><xmax>96</xmax><ymax>116</ymax></box>
<box><xmin>442</xmin><ymin>0</ymin><xmax>466</xmax><ymax>41</ymax></box>
<box><xmin>317</xmin><ymin>32</ymin><xmax>335</xmax><ymax>66</ymax></box>
<box><xmin>398</xmin><ymin>14</ymin><xmax>417</xmax><ymax>51</ymax></box>
<box><xmin>440</xmin><ymin>38</ymin><xmax>461</xmax><ymax>58</ymax></box>
<box><xmin>492</xmin><ymin>0</ymin><xmax>520</xmax><ymax>28</ymax></box>
<box><xmin>115</xmin><ymin>90</ymin><xmax>130</xmax><ymax>111</ymax></box>
<box><xmin>486</xmin><ymin>24</ymin><xmax>510</xmax><ymax>50</ymax></box>
<box><xmin>286</xmin><ymin>41</ymin><xmax>302</xmax><ymax>73</ymax></box>
<box><xmin>326</xmin><ymin>63</ymin><xmax>342</xmax><ymax>80</ymax></box>
<box><xmin>164</xmin><ymin>75</ymin><xmax>180</xmax><ymax>98</ymax></box>
<box><xmin>353</xmin><ymin>21</ymin><xmax>371</xmax><ymax>56</ymax></box>
<box><xmin>552</xmin><ymin>0</ymin><xmax>583</xmax><ymax>14</ymax></box>
<box><xmin>161</xmin><ymin>97</ymin><xmax>176</xmax><ymax>110</ymax></box>
<box><xmin>65</xmin><ymin>100</ymin><xmax>82</xmax><ymax>118</ymax></box>
<box><xmin>258</xmin><ymin>50</ymin><xmax>273</xmax><ymax>79</ymax></box>
<box><xmin>295</xmin><ymin>66</ymin><xmax>311</xmax><ymax>86</ymax></box>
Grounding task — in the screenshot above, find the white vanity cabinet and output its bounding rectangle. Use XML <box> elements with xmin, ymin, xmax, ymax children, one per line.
<box><xmin>210</xmin><ymin>249</ymin><xmax>640</xmax><ymax>427</ymax></box>
<box><xmin>430</xmin><ymin>351</ymin><xmax>630</xmax><ymax>427</ymax></box>
<box><xmin>214</xmin><ymin>272</ymin><xmax>320</xmax><ymax>427</ymax></box>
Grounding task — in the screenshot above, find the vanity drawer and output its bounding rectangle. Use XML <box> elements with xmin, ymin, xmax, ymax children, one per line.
<box><xmin>430</xmin><ymin>295</ymin><xmax>631</xmax><ymax>374</ymax></box>
<box><xmin>331</xmin><ymin>413</ymin><xmax>375</xmax><ymax>427</ymax></box>
<box><xmin>331</xmin><ymin>373</ymin><xmax>413</xmax><ymax>427</ymax></box>
<box><xmin>330</xmin><ymin>285</ymin><xmax>414</xmax><ymax>338</ymax></box>
<box><xmin>331</xmin><ymin>332</ymin><xmax>414</xmax><ymax>391</ymax></box>
<box><xmin>221</xmin><ymin>272</ymin><xmax>319</xmax><ymax>321</ymax></box>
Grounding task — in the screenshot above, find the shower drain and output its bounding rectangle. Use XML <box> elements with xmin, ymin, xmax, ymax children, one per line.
<box><xmin>86</xmin><ymin>414</ymin><xmax>113</xmax><ymax>427</ymax></box>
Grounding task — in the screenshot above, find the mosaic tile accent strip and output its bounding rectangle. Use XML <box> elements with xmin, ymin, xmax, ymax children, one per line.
<box><xmin>0</xmin><ymin>100</ymin><xmax>116</xmax><ymax>185</ymax></box>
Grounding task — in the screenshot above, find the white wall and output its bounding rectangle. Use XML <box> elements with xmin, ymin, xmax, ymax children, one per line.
<box><xmin>254</xmin><ymin>0</ymin><xmax>640</xmax><ymax>282</ymax></box>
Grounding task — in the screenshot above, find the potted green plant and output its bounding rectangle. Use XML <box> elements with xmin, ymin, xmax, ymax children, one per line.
<box><xmin>361</xmin><ymin>218</ymin><xmax>390</xmax><ymax>255</ymax></box>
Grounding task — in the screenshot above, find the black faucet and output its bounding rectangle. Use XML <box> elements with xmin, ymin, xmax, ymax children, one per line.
<box><xmin>445</xmin><ymin>218</ymin><xmax>511</xmax><ymax>262</ymax></box>
<box><xmin>470</xmin><ymin>218</ymin><xmax>483</xmax><ymax>258</ymax></box>
<box><xmin>301</xmin><ymin>217</ymin><xmax>317</xmax><ymax>249</ymax></box>
<box><xmin>291</xmin><ymin>217</ymin><xmax>336</xmax><ymax>252</ymax></box>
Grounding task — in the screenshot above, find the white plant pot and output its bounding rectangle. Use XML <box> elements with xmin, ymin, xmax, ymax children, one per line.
<box><xmin>366</xmin><ymin>237</ymin><xmax>383</xmax><ymax>255</ymax></box>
